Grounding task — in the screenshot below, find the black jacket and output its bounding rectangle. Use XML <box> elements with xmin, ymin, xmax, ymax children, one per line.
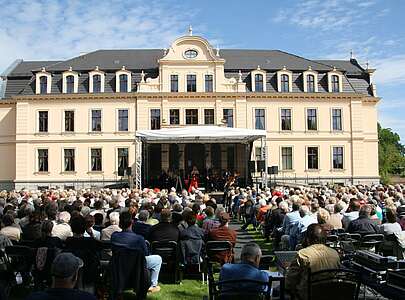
<box><xmin>347</xmin><ymin>217</ymin><xmax>378</xmax><ymax>235</ymax></box>
<box><xmin>148</xmin><ymin>222</ymin><xmax>179</xmax><ymax>243</ymax></box>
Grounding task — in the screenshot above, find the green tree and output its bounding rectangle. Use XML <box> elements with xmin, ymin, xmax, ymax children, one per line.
<box><xmin>378</xmin><ymin>123</ymin><xmax>405</xmax><ymax>183</ymax></box>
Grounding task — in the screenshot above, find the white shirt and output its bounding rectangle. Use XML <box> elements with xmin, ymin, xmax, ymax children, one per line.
<box><xmin>51</xmin><ymin>223</ymin><xmax>73</xmax><ymax>241</ymax></box>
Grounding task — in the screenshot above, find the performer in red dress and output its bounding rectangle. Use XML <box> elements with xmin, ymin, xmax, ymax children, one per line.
<box><xmin>188</xmin><ymin>166</ymin><xmax>200</xmax><ymax>192</ymax></box>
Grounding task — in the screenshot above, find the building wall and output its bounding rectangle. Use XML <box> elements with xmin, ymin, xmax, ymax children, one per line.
<box><xmin>0</xmin><ymin>104</ymin><xmax>16</xmax><ymax>189</ymax></box>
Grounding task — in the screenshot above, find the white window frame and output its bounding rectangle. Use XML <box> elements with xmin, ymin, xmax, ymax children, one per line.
<box><xmin>204</xmin><ymin>108</ymin><xmax>215</xmax><ymax>125</ymax></box>
<box><xmin>277</xmin><ymin>68</ymin><xmax>293</xmax><ymax>92</ymax></box>
<box><xmin>89</xmin><ymin>68</ymin><xmax>105</xmax><ymax>93</ymax></box>
<box><xmin>62</xmin><ymin>109</ymin><xmax>76</xmax><ymax>133</ymax></box>
<box><xmin>184</xmin><ymin>108</ymin><xmax>200</xmax><ymax>125</ymax></box>
<box><xmin>303</xmin><ymin>70</ymin><xmax>318</xmax><ymax>93</ymax></box>
<box><xmin>279</xmin><ymin>145</ymin><xmax>294</xmax><ymax>171</ymax></box>
<box><xmin>185</xmin><ymin>73</ymin><xmax>197</xmax><ymax>92</ymax></box>
<box><xmin>35</xmin><ymin>70</ymin><xmax>52</xmax><ymax>94</ymax></box>
<box><xmin>204</xmin><ymin>72</ymin><xmax>215</xmax><ymax>92</ymax></box>
<box><xmin>115</xmin><ymin>146</ymin><xmax>130</xmax><ymax>174</ymax></box>
<box><xmin>88</xmin><ymin>147</ymin><xmax>103</xmax><ymax>173</ymax></box>
<box><xmin>35</xmin><ymin>147</ymin><xmax>49</xmax><ymax>173</ymax></box>
<box><xmin>328</xmin><ymin>70</ymin><xmax>343</xmax><ymax>93</ymax></box>
<box><xmin>116</xmin><ymin>108</ymin><xmax>130</xmax><ymax>132</ymax></box>
<box><xmin>115</xmin><ymin>69</ymin><xmax>132</xmax><ymax>93</ymax></box>
<box><xmin>61</xmin><ymin>147</ymin><xmax>77</xmax><ymax>173</ymax></box>
<box><xmin>253</xmin><ymin>107</ymin><xmax>266</xmax><ymax>130</ymax></box>
<box><xmin>169</xmin><ymin>108</ymin><xmax>181</xmax><ymax>125</ymax></box>
<box><xmin>279</xmin><ymin>107</ymin><xmax>293</xmax><ymax>132</ymax></box>
<box><xmin>62</xmin><ymin>70</ymin><xmax>79</xmax><ymax>93</ymax></box>
<box><xmin>149</xmin><ymin>108</ymin><xmax>162</xmax><ymax>130</ymax></box>
<box><xmin>330</xmin><ymin>107</ymin><xmax>344</xmax><ymax>132</ymax></box>
<box><xmin>89</xmin><ymin>108</ymin><xmax>103</xmax><ymax>133</ymax></box>
<box><xmin>251</xmin><ymin>69</ymin><xmax>267</xmax><ymax>92</ymax></box>
<box><xmin>222</xmin><ymin>108</ymin><xmax>234</xmax><ymax>128</ymax></box>
<box><xmin>306</xmin><ymin>145</ymin><xmax>320</xmax><ymax>171</ymax></box>
<box><xmin>305</xmin><ymin>107</ymin><xmax>319</xmax><ymax>132</ymax></box>
<box><xmin>170</xmin><ymin>73</ymin><xmax>180</xmax><ymax>92</ymax></box>
<box><xmin>331</xmin><ymin>145</ymin><xmax>345</xmax><ymax>171</ymax></box>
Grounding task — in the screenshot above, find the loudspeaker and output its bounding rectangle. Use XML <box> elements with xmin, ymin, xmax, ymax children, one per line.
<box><xmin>126</xmin><ymin>167</ymin><xmax>132</xmax><ymax>176</ymax></box>
<box><xmin>248</xmin><ymin>161</ymin><xmax>256</xmax><ymax>173</ymax></box>
<box><xmin>268</xmin><ymin>166</ymin><xmax>279</xmax><ymax>175</ymax></box>
<box><xmin>257</xmin><ymin>160</ymin><xmax>265</xmax><ymax>171</ymax></box>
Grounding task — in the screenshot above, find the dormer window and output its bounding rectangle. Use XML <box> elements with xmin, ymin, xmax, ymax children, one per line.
<box><xmin>255</xmin><ymin>74</ymin><xmax>264</xmax><ymax>92</ymax></box>
<box><xmin>66</xmin><ymin>75</ymin><xmax>74</xmax><ymax>93</ymax></box>
<box><xmin>89</xmin><ymin>67</ymin><xmax>105</xmax><ymax>93</ymax></box>
<box><xmin>277</xmin><ymin>68</ymin><xmax>292</xmax><ymax>92</ymax></box>
<box><xmin>327</xmin><ymin>69</ymin><xmax>343</xmax><ymax>93</ymax></box>
<box><xmin>62</xmin><ymin>68</ymin><xmax>79</xmax><ymax>94</ymax></box>
<box><xmin>35</xmin><ymin>68</ymin><xmax>52</xmax><ymax>94</ymax></box>
<box><xmin>331</xmin><ymin>75</ymin><xmax>339</xmax><ymax>92</ymax></box>
<box><xmin>39</xmin><ymin>76</ymin><xmax>47</xmax><ymax>94</ymax></box>
<box><xmin>119</xmin><ymin>74</ymin><xmax>128</xmax><ymax>92</ymax></box>
<box><xmin>115</xmin><ymin>67</ymin><xmax>131</xmax><ymax>92</ymax></box>
<box><xmin>303</xmin><ymin>68</ymin><xmax>318</xmax><ymax>93</ymax></box>
<box><xmin>251</xmin><ymin>66</ymin><xmax>266</xmax><ymax>92</ymax></box>
<box><xmin>281</xmin><ymin>74</ymin><xmax>289</xmax><ymax>92</ymax></box>
<box><xmin>307</xmin><ymin>75</ymin><xmax>315</xmax><ymax>92</ymax></box>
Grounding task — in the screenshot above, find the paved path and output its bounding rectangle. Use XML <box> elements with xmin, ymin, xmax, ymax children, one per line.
<box><xmin>229</xmin><ymin>221</ymin><xmax>257</xmax><ymax>263</ymax></box>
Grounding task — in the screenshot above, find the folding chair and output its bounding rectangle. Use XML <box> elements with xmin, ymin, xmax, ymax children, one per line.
<box><xmin>151</xmin><ymin>241</ymin><xmax>181</xmax><ymax>283</ymax></box>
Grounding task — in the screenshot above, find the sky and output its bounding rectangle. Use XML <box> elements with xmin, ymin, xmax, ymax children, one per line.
<box><xmin>0</xmin><ymin>0</ymin><xmax>404</xmax><ymax>140</ymax></box>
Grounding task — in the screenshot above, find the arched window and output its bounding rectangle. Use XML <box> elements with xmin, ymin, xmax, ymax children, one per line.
<box><xmin>255</xmin><ymin>74</ymin><xmax>263</xmax><ymax>92</ymax></box>
<box><xmin>93</xmin><ymin>75</ymin><xmax>101</xmax><ymax>93</ymax></box>
<box><xmin>39</xmin><ymin>76</ymin><xmax>47</xmax><ymax>94</ymax></box>
<box><xmin>119</xmin><ymin>74</ymin><xmax>128</xmax><ymax>92</ymax></box>
<box><xmin>331</xmin><ymin>75</ymin><xmax>339</xmax><ymax>92</ymax></box>
<box><xmin>307</xmin><ymin>74</ymin><xmax>315</xmax><ymax>93</ymax></box>
<box><xmin>66</xmin><ymin>75</ymin><xmax>74</xmax><ymax>93</ymax></box>
<box><xmin>281</xmin><ymin>74</ymin><xmax>289</xmax><ymax>92</ymax></box>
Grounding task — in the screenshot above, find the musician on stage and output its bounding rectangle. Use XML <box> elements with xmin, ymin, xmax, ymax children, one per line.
<box><xmin>188</xmin><ymin>166</ymin><xmax>200</xmax><ymax>193</ymax></box>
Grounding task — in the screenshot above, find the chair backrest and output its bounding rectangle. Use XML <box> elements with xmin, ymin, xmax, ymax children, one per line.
<box><xmin>361</xmin><ymin>234</ymin><xmax>384</xmax><ymax>243</ymax></box>
<box><xmin>308</xmin><ymin>268</ymin><xmax>361</xmax><ymax>300</ymax></box>
<box><xmin>5</xmin><ymin>245</ymin><xmax>36</xmax><ymax>273</ymax></box>
<box><xmin>214</xmin><ymin>278</ymin><xmax>271</xmax><ymax>300</ymax></box>
<box><xmin>151</xmin><ymin>241</ymin><xmax>178</xmax><ymax>261</ymax></box>
<box><xmin>206</xmin><ymin>241</ymin><xmax>233</xmax><ymax>257</ymax></box>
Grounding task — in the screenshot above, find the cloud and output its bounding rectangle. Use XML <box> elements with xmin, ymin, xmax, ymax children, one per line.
<box><xmin>0</xmin><ymin>0</ymin><xmax>197</xmax><ymax>72</ymax></box>
<box><xmin>373</xmin><ymin>55</ymin><xmax>405</xmax><ymax>85</ymax></box>
<box><xmin>272</xmin><ymin>0</ymin><xmax>377</xmax><ymax>31</ymax></box>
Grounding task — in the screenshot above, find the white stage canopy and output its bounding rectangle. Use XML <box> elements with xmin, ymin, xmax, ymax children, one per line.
<box><xmin>136</xmin><ymin>126</ymin><xmax>266</xmax><ymax>143</ymax></box>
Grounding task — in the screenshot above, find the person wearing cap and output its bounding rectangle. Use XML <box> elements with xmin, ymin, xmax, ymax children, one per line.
<box><xmin>207</xmin><ymin>212</ymin><xmax>237</xmax><ymax>264</ymax></box>
<box><xmin>26</xmin><ymin>252</ymin><xmax>96</xmax><ymax>300</ymax></box>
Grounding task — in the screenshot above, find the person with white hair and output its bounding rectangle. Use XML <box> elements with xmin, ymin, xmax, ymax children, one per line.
<box><xmin>101</xmin><ymin>212</ymin><xmax>121</xmax><ymax>241</ymax></box>
<box><xmin>51</xmin><ymin>211</ymin><xmax>73</xmax><ymax>241</ymax></box>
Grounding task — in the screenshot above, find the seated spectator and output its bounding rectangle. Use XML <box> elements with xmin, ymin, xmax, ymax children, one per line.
<box><xmin>171</xmin><ymin>203</ymin><xmax>183</xmax><ymax>227</ymax></box>
<box><xmin>369</xmin><ymin>204</ymin><xmax>382</xmax><ymax>225</ymax></box>
<box><xmin>143</xmin><ymin>203</ymin><xmax>159</xmax><ymax>225</ymax></box>
<box><xmin>133</xmin><ymin>210</ymin><xmax>152</xmax><ymax>238</ymax></box>
<box><xmin>379</xmin><ymin>207</ymin><xmax>402</xmax><ymax>235</ymax></box>
<box><xmin>0</xmin><ymin>213</ymin><xmax>20</xmax><ymax>242</ymax></box>
<box><xmin>0</xmin><ymin>232</ymin><xmax>12</xmax><ymax>251</ymax></box>
<box><xmin>101</xmin><ymin>212</ymin><xmax>121</xmax><ymax>241</ymax></box>
<box><xmin>219</xmin><ymin>242</ymin><xmax>269</xmax><ymax>293</ymax></box>
<box><xmin>148</xmin><ymin>209</ymin><xmax>179</xmax><ymax>243</ymax></box>
<box><xmin>208</xmin><ymin>212</ymin><xmax>237</xmax><ymax>264</ymax></box>
<box><xmin>90</xmin><ymin>201</ymin><xmax>106</xmax><ymax>225</ymax></box>
<box><xmin>264</xmin><ymin>199</ymin><xmax>288</xmax><ymax>243</ymax></box>
<box><xmin>317</xmin><ymin>208</ymin><xmax>334</xmax><ymax>235</ymax></box>
<box><xmin>35</xmin><ymin>220</ymin><xmax>63</xmax><ymax>249</ymax></box>
<box><xmin>288</xmin><ymin>206</ymin><xmax>317</xmax><ymax>250</ymax></box>
<box><xmin>84</xmin><ymin>215</ymin><xmax>101</xmax><ymax>240</ymax></box>
<box><xmin>180</xmin><ymin>210</ymin><xmax>204</xmax><ymax>265</ymax></box>
<box><xmin>22</xmin><ymin>210</ymin><xmax>43</xmax><ymax>241</ymax></box>
<box><xmin>342</xmin><ymin>200</ymin><xmax>360</xmax><ymax>229</ymax></box>
<box><xmin>202</xmin><ymin>206</ymin><xmax>219</xmax><ymax>235</ymax></box>
<box><xmin>92</xmin><ymin>213</ymin><xmax>104</xmax><ymax>233</ymax></box>
<box><xmin>52</xmin><ymin>211</ymin><xmax>73</xmax><ymax>241</ymax></box>
<box><xmin>241</xmin><ymin>196</ymin><xmax>257</xmax><ymax>230</ymax></box>
<box><xmin>327</xmin><ymin>202</ymin><xmax>343</xmax><ymax>229</ymax></box>
<box><xmin>286</xmin><ymin>224</ymin><xmax>341</xmax><ymax>299</ymax></box>
<box><xmin>26</xmin><ymin>252</ymin><xmax>97</xmax><ymax>300</ymax></box>
<box><xmin>111</xmin><ymin>211</ymin><xmax>162</xmax><ymax>293</ymax></box>
<box><xmin>347</xmin><ymin>204</ymin><xmax>378</xmax><ymax>235</ymax></box>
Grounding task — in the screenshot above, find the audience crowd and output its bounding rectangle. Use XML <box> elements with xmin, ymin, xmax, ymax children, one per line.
<box><xmin>0</xmin><ymin>182</ymin><xmax>404</xmax><ymax>299</ymax></box>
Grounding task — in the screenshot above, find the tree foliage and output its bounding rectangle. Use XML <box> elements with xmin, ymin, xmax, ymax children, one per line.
<box><xmin>378</xmin><ymin>123</ymin><xmax>405</xmax><ymax>183</ymax></box>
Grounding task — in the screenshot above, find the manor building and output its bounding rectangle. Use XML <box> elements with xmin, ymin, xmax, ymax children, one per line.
<box><xmin>0</xmin><ymin>32</ymin><xmax>379</xmax><ymax>190</ymax></box>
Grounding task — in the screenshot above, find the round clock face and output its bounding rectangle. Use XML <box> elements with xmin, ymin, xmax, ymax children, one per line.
<box><xmin>184</xmin><ymin>49</ymin><xmax>198</xmax><ymax>59</ymax></box>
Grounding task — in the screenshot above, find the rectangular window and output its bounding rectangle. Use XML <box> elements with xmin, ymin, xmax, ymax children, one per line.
<box><xmin>119</xmin><ymin>74</ymin><xmax>128</xmax><ymax>92</ymax></box>
<box><xmin>307</xmin><ymin>108</ymin><xmax>317</xmax><ymax>130</ymax></box>
<box><xmin>281</xmin><ymin>74</ymin><xmax>289</xmax><ymax>92</ymax></box>
<box><xmin>223</xmin><ymin>109</ymin><xmax>233</xmax><ymax>128</ymax></box>
<box><xmin>117</xmin><ymin>148</ymin><xmax>129</xmax><ymax>176</ymax></box>
<box><xmin>150</xmin><ymin>109</ymin><xmax>161</xmax><ymax>130</ymax></box>
<box><xmin>331</xmin><ymin>75</ymin><xmax>340</xmax><ymax>92</ymax></box>
<box><xmin>187</xmin><ymin>74</ymin><xmax>196</xmax><ymax>92</ymax></box>
<box><xmin>38</xmin><ymin>111</ymin><xmax>48</xmax><ymax>133</ymax></box>
<box><xmin>255</xmin><ymin>109</ymin><xmax>265</xmax><ymax>130</ymax></box>
<box><xmin>64</xmin><ymin>110</ymin><xmax>74</xmax><ymax>132</ymax></box>
<box><xmin>91</xmin><ymin>148</ymin><xmax>102</xmax><ymax>171</ymax></box>
<box><xmin>332</xmin><ymin>108</ymin><xmax>342</xmax><ymax>131</ymax></box>
<box><xmin>281</xmin><ymin>147</ymin><xmax>293</xmax><ymax>170</ymax></box>
<box><xmin>170</xmin><ymin>109</ymin><xmax>180</xmax><ymax>125</ymax></box>
<box><xmin>333</xmin><ymin>146</ymin><xmax>344</xmax><ymax>169</ymax></box>
<box><xmin>93</xmin><ymin>75</ymin><xmax>101</xmax><ymax>93</ymax></box>
<box><xmin>38</xmin><ymin>149</ymin><xmax>48</xmax><ymax>172</ymax></box>
<box><xmin>255</xmin><ymin>74</ymin><xmax>264</xmax><ymax>92</ymax></box>
<box><xmin>307</xmin><ymin>74</ymin><xmax>315</xmax><ymax>93</ymax></box>
<box><xmin>91</xmin><ymin>109</ymin><xmax>102</xmax><ymax>132</ymax></box>
<box><xmin>64</xmin><ymin>149</ymin><xmax>75</xmax><ymax>172</ymax></box>
<box><xmin>205</xmin><ymin>75</ymin><xmax>213</xmax><ymax>92</ymax></box>
<box><xmin>185</xmin><ymin>109</ymin><xmax>198</xmax><ymax>125</ymax></box>
<box><xmin>204</xmin><ymin>109</ymin><xmax>215</xmax><ymax>125</ymax></box>
<box><xmin>39</xmin><ymin>76</ymin><xmax>47</xmax><ymax>94</ymax></box>
<box><xmin>118</xmin><ymin>109</ymin><xmax>128</xmax><ymax>131</ymax></box>
<box><xmin>281</xmin><ymin>108</ymin><xmax>291</xmax><ymax>131</ymax></box>
<box><xmin>307</xmin><ymin>147</ymin><xmax>319</xmax><ymax>170</ymax></box>
<box><xmin>171</xmin><ymin>75</ymin><xmax>178</xmax><ymax>92</ymax></box>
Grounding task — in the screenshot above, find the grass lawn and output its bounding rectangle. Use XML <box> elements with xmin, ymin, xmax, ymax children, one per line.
<box><xmin>243</xmin><ymin>224</ymin><xmax>273</xmax><ymax>255</ymax></box>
